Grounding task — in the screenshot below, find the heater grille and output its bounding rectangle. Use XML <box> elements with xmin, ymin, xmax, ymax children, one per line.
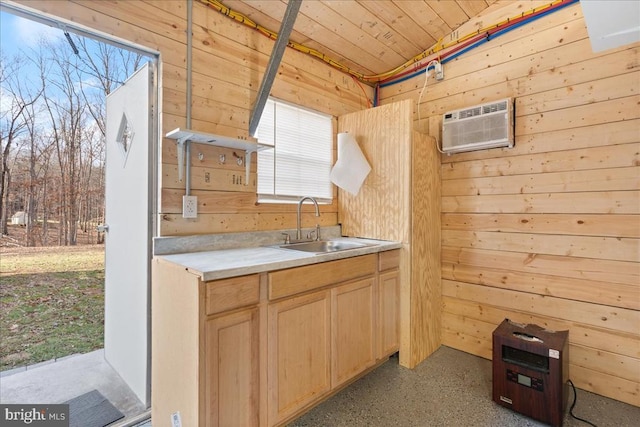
<box><xmin>442</xmin><ymin>98</ymin><xmax>514</xmax><ymax>154</ymax></box>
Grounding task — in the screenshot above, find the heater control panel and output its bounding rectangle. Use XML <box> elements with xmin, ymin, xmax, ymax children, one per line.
<box><xmin>507</xmin><ymin>369</ymin><xmax>544</xmax><ymax>391</ymax></box>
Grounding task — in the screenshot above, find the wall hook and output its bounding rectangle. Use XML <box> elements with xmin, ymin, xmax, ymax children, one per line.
<box><xmin>233</xmin><ymin>151</ymin><xmax>244</xmax><ymax>166</ymax></box>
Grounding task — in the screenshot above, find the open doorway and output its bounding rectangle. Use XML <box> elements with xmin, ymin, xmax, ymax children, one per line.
<box><xmin>0</xmin><ymin>4</ymin><xmax>158</xmax><ymax>424</ymax></box>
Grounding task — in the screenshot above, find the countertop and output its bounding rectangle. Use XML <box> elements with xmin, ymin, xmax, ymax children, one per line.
<box><xmin>155</xmin><ymin>237</ymin><xmax>401</xmax><ymax>282</ymax></box>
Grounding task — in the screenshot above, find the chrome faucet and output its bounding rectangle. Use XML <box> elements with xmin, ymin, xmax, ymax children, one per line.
<box><xmin>296</xmin><ymin>196</ymin><xmax>320</xmax><ymax>240</ymax></box>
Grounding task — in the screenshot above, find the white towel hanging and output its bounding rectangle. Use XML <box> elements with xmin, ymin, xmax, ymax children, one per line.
<box><xmin>330</xmin><ymin>132</ymin><xmax>371</xmax><ymax>195</ymax></box>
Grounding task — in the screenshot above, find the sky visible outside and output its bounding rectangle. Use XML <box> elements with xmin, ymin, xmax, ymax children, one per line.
<box><xmin>1</xmin><ymin>10</ymin><xmax>62</xmax><ymax>60</ymax></box>
<box><xmin>1</xmin><ymin>8</ymin><xmax>152</xmax><ymax>125</ymax></box>
<box><xmin>1</xmin><ymin>10</ymin><xmax>66</xmax><ymax>114</ymax></box>
<box><xmin>1</xmin><ymin>6</ymin><xmax>154</xmax><ymax>174</ymax></box>
<box><xmin>1</xmin><ymin>8</ymin><xmax>151</xmax><ymax>100</ymax></box>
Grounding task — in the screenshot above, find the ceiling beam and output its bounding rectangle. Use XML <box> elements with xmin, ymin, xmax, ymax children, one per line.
<box><xmin>249</xmin><ymin>0</ymin><xmax>302</xmax><ymax>137</ymax></box>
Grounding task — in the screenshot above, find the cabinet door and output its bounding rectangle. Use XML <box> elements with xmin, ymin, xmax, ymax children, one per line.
<box><xmin>331</xmin><ymin>277</ymin><xmax>376</xmax><ymax>388</ymax></box>
<box><xmin>268</xmin><ymin>290</ymin><xmax>331</xmax><ymax>425</ymax></box>
<box><xmin>379</xmin><ymin>270</ymin><xmax>400</xmax><ymax>358</ymax></box>
<box><xmin>205</xmin><ymin>308</ymin><xmax>260</xmax><ymax>427</ymax></box>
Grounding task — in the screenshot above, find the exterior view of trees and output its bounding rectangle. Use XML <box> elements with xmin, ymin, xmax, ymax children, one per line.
<box><xmin>0</xmin><ymin>26</ymin><xmax>145</xmax><ymax>246</ymax></box>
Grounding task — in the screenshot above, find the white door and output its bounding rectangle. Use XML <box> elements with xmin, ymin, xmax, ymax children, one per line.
<box><xmin>104</xmin><ymin>62</ymin><xmax>155</xmax><ymax>406</ymax></box>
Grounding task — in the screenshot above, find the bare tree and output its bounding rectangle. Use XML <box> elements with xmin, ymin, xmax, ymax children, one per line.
<box><xmin>12</xmin><ymin>50</ymin><xmax>51</xmax><ymax>246</ymax></box>
<box><xmin>0</xmin><ymin>51</ymin><xmax>43</xmax><ymax>235</ymax></box>
<box><xmin>35</xmin><ymin>138</ymin><xmax>54</xmax><ymax>245</ymax></box>
<box><xmin>2</xmin><ymin>30</ymin><xmax>147</xmax><ymax>246</ymax></box>
<box><xmin>22</xmin><ymin>96</ymin><xmax>43</xmax><ymax>246</ymax></box>
<box><xmin>76</xmin><ymin>37</ymin><xmax>143</xmax><ymax>137</ymax></box>
<box><xmin>38</xmin><ymin>40</ymin><xmax>88</xmax><ymax>245</ymax></box>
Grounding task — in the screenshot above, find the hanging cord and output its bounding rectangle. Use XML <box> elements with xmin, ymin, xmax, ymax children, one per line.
<box><xmin>415</xmin><ymin>60</ymin><xmax>446</xmax><ymax>154</ymax></box>
<box><xmin>416</xmin><ymin>60</ymin><xmax>439</xmax><ymax>128</ymax></box>
<box><xmin>568</xmin><ymin>379</ymin><xmax>598</xmax><ymax>427</ymax></box>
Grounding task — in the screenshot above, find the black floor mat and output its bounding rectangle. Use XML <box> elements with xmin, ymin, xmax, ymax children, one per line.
<box><xmin>64</xmin><ymin>389</ymin><xmax>124</xmax><ymax>427</ymax></box>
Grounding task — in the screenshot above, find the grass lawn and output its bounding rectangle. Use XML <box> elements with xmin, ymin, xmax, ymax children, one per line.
<box><xmin>0</xmin><ymin>246</ymin><xmax>105</xmax><ymax>371</ymax></box>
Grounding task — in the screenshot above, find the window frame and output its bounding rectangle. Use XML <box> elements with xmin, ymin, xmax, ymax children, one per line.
<box><xmin>255</xmin><ymin>98</ymin><xmax>334</xmax><ymax>204</ymax></box>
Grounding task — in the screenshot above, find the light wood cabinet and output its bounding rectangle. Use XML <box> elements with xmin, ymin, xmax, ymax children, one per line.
<box><xmin>152</xmin><ymin>250</ymin><xmax>401</xmax><ymax>427</ymax></box>
<box><xmin>267</xmin><ymin>290</ymin><xmax>331</xmax><ymax>426</ymax></box>
<box><xmin>205</xmin><ymin>307</ymin><xmax>260</xmax><ymax>427</ymax></box>
<box><xmin>378</xmin><ymin>250</ymin><xmax>400</xmax><ymax>359</ymax></box>
<box><xmin>205</xmin><ymin>274</ymin><xmax>260</xmax><ymax>315</ymax></box>
<box><xmin>268</xmin><ymin>254</ymin><xmax>376</xmax><ymax>300</ymax></box>
<box><xmin>379</xmin><ymin>270</ymin><xmax>400</xmax><ymax>358</ymax></box>
<box><xmin>331</xmin><ymin>277</ymin><xmax>376</xmax><ymax>388</ymax></box>
<box><xmin>151</xmin><ymin>263</ymin><xmax>261</xmax><ymax>427</ymax></box>
<box><xmin>204</xmin><ymin>275</ymin><xmax>261</xmax><ymax>426</ymax></box>
<box><xmin>267</xmin><ymin>253</ymin><xmax>391</xmax><ymax>425</ymax></box>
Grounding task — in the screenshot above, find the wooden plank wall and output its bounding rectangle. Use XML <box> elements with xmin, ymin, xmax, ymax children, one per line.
<box><xmin>19</xmin><ymin>0</ymin><xmax>374</xmax><ymax>236</ymax></box>
<box><xmin>379</xmin><ymin>1</ymin><xmax>640</xmax><ymax>406</ymax></box>
<box><xmin>337</xmin><ymin>102</ymin><xmax>412</xmax><ymax>243</ymax></box>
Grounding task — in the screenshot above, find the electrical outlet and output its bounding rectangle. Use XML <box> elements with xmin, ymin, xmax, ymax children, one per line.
<box><xmin>182</xmin><ymin>195</ymin><xmax>197</xmax><ymax>218</ymax></box>
<box><xmin>435</xmin><ymin>62</ymin><xmax>444</xmax><ymax>81</ymax></box>
<box><xmin>171</xmin><ymin>411</ymin><xmax>182</xmax><ymax>427</ymax></box>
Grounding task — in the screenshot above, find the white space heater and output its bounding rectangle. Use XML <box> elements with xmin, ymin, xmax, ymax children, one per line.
<box><xmin>441</xmin><ymin>98</ymin><xmax>514</xmax><ymax>154</ymax></box>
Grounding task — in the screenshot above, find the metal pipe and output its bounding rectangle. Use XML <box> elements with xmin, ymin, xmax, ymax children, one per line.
<box><xmin>185</xmin><ymin>142</ymin><xmax>191</xmax><ymax>196</ymax></box>
<box><xmin>249</xmin><ymin>0</ymin><xmax>301</xmax><ymax>136</ymax></box>
<box><xmin>186</xmin><ymin>0</ymin><xmax>193</xmax><ymax>129</ymax></box>
<box><xmin>185</xmin><ymin>0</ymin><xmax>193</xmax><ymax>195</ymax></box>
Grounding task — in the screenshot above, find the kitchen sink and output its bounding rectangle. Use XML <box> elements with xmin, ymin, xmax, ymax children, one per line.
<box><xmin>274</xmin><ymin>240</ymin><xmax>375</xmax><ymax>253</ymax></box>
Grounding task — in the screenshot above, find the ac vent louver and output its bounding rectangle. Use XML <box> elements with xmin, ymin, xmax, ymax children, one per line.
<box><xmin>442</xmin><ymin>98</ymin><xmax>514</xmax><ymax>154</ymax></box>
<box><xmin>459</xmin><ymin>107</ymin><xmax>482</xmax><ymax>119</ymax></box>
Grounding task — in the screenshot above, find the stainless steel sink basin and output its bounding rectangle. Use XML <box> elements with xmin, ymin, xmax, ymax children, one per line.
<box><xmin>275</xmin><ymin>240</ymin><xmax>374</xmax><ymax>253</ymax></box>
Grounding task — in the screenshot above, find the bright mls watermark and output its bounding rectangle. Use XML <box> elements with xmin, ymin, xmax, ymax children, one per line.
<box><xmin>0</xmin><ymin>405</ymin><xmax>69</xmax><ymax>426</ymax></box>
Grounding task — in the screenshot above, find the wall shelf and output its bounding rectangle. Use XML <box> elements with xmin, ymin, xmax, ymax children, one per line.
<box><xmin>165</xmin><ymin>128</ymin><xmax>272</xmax><ymax>187</ymax></box>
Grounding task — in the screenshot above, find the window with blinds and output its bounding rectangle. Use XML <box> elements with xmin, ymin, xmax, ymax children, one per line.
<box><xmin>255</xmin><ymin>98</ymin><xmax>333</xmax><ymax>203</ymax></box>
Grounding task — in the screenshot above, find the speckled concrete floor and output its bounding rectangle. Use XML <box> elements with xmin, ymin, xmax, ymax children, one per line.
<box><xmin>0</xmin><ymin>350</ymin><xmax>149</xmax><ymax>426</ymax></box>
<box><xmin>288</xmin><ymin>346</ymin><xmax>639</xmax><ymax>427</ymax></box>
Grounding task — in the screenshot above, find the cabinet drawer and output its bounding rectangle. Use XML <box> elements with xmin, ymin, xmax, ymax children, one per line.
<box><xmin>205</xmin><ymin>274</ymin><xmax>260</xmax><ymax>315</ymax></box>
<box><xmin>378</xmin><ymin>249</ymin><xmax>400</xmax><ymax>271</ymax></box>
<box><xmin>269</xmin><ymin>254</ymin><xmax>376</xmax><ymax>300</ymax></box>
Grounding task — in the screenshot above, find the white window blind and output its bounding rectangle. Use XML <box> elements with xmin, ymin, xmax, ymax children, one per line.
<box><xmin>256</xmin><ymin>98</ymin><xmax>333</xmax><ymax>203</ymax></box>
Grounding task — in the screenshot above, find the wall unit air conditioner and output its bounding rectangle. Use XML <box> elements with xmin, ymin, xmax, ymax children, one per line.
<box><xmin>442</xmin><ymin>98</ymin><xmax>514</xmax><ymax>154</ymax></box>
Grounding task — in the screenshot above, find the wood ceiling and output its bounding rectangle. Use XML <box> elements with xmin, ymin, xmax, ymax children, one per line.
<box><xmin>219</xmin><ymin>0</ymin><xmax>502</xmax><ymax>78</ymax></box>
